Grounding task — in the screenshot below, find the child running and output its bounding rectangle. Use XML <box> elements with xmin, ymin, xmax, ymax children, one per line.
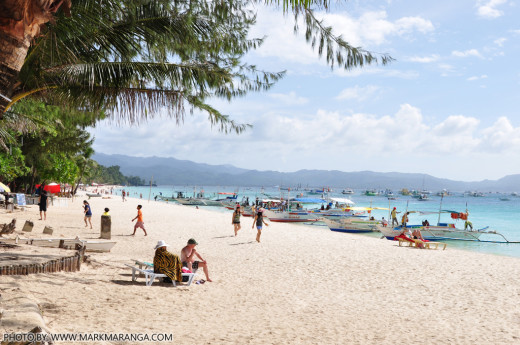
<box><xmin>131</xmin><ymin>205</ymin><xmax>147</xmax><ymax>236</ymax></box>
<box><xmin>83</xmin><ymin>200</ymin><xmax>93</xmax><ymax>229</ymax></box>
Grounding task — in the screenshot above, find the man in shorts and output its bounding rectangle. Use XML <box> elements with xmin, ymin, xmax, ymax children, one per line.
<box><xmin>131</xmin><ymin>205</ymin><xmax>147</xmax><ymax>236</ymax></box>
<box><xmin>181</xmin><ymin>238</ymin><xmax>212</xmax><ymax>282</ymax></box>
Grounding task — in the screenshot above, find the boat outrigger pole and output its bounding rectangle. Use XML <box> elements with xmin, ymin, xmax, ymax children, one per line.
<box><xmin>437</xmin><ymin>195</ymin><xmax>443</xmax><ymax>225</ymax></box>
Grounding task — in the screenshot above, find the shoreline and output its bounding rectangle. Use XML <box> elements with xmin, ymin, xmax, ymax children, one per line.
<box><xmin>1</xmin><ymin>192</ymin><xmax>519</xmax><ymax>344</ymax></box>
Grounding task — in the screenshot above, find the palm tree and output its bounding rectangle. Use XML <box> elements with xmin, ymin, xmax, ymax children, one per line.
<box><xmin>0</xmin><ymin>0</ymin><xmax>71</xmax><ymax>115</ymax></box>
<box><xmin>0</xmin><ymin>0</ymin><xmax>391</xmax><ymax>126</ymax></box>
<box><xmin>3</xmin><ymin>0</ymin><xmax>283</xmax><ymax>132</ymax></box>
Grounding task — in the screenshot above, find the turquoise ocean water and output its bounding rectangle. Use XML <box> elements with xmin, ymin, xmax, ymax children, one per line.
<box><xmin>112</xmin><ymin>185</ymin><xmax>520</xmax><ymax>258</ymax></box>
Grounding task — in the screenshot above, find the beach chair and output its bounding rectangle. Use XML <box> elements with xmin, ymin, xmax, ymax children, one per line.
<box><xmin>125</xmin><ymin>264</ymin><xmax>196</xmax><ymax>287</ymax></box>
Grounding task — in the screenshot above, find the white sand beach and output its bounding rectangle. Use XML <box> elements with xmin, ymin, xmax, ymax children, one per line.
<box><xmin>1</xmin><ymin>193</ymin><xmax>520</xmax><ymax>344</ymax></box>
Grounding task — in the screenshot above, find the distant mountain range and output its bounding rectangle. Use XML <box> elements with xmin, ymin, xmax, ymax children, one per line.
<box><xmin>92</xmin><ymin>153</ymin><xmax>520</xmax><ymax>192</ymax></box>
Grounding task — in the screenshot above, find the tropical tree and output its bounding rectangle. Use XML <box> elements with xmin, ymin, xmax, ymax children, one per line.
<box><xmin>4</xmin><ymin>98</ymin><xmax>99</xmax><ymax>192</ymax></box>
<box><xmin>0</xmin><ymin>0</ymin><xmax>71</xmax><ymax>115</ymax></box>
<box><xmin>0</xmin><ymin>0</ymin><xmax>391</xmax><ymax>127</ymax></box>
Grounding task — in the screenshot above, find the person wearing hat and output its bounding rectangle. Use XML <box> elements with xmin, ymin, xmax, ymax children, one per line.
<box><xmin>391</xmin><ymin>207</ymin><xmax>399</xmax><ymax>226</ymax></box>
<box><xmin>153</xmin><ymin>240</ymin><xmax>182</xmax><ymax>283</ymax></box>
<box><xmin>181</xmin><ymin>239</ymin><xmax>212</xmax><ymax>282</ymax></box>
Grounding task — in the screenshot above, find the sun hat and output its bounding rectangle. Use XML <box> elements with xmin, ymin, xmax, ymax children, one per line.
<box><xmin>154</xmin><ymin>240</ymin><xmax>169</xmax><ymax>249</ymax></box>
<box><xmin>188</xmin><ymin>238</ymin><xmax>198</xmax><ymax>245</ymax></box>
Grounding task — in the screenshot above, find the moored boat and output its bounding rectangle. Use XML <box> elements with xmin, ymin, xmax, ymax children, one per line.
<box><xmin>375</xmin><ymin>224</ymin><xmax>498</xmax><ymax>241</ymax></box>
<box><xmin>262</xmin><ymin>209</ymin><xmax>319</xmax><ymax>223</ymax></box>
<box><xmin>322</xmin><ymin>217</ymin><xmax>380</xmax><ymax>233</ymax></box>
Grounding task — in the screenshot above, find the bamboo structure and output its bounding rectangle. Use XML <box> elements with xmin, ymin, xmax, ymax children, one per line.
<box><xmin>0</xmin><ymin>248</ymin><xmax>84</xmax><ymax>276</ymax></box>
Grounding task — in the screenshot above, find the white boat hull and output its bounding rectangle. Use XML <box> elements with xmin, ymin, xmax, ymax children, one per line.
<box><xmin>376</xmin><ymin>225</ymin><xmax>486</xmax><ymax>241</ymax></box>
<box><xmin>322</xmin><ymin>218</ymin><xmax>379</xmax><ymax>233</ymax></box>
<box><xmin>263</xmin><ymin>209</ymin><xmax>319</xmax><ymax>223</ymax></box>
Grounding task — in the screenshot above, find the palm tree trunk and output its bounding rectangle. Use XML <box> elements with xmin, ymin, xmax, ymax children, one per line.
<box><xmin>0</xmin><ymin>31</ymin><xmax>29</xmax><ymax>116</ymax></box>
<box><xmin>0</xmin><ymin>0</ymin><xmax>71</xmax><ymax>117</ymax></box>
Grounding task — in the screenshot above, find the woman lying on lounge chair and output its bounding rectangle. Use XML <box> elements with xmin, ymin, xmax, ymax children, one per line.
<box><xmin>153</xmin><ymin>240</ymin><xmax>182</xmax><ymax>283</ymax></box>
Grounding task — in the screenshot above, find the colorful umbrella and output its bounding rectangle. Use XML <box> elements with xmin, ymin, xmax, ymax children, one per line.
<box><xmin>0</xmin><ymin>182</ymin><xmax>11</xmax><ymax>193</ymax></box>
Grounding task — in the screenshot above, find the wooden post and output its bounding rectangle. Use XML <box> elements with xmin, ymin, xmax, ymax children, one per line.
<box><xmin>22</xmin><ymin>220</ymin><xmax>34</xmax><ymax>232</ymax></box>
<box><xmin>100</xmin><ymin>215</ymin><xmax>111</xmax><ymax>239</ymax></box>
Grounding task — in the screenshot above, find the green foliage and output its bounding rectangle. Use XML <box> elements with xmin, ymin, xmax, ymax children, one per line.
<box><xmin>87</xmin><ymin>164</ymin><xmax>146</xmax><ymax>186</ymax></box>
<box><xmin>39</xmin><ymin>153</ymin><xmax>80</xmax><ymax>184</ymax></box>
<box><xmin>7</xmin><ymin>0</ymin><xmax>390</xmax><ymax>131</ymax></box>
<box><xmin>0</xmin><ymin>99</ymin><xmax>101</xmax><ymax>191</ymax></box>
<box><xmin>0</xmin><ymin>147</ymin><xmax>30</xmax><ymax>182</ymax></box>
<box><xmin>13</xmin><ymin>0</ymin><xmax>284</xmax><ymax>132</ymax></box>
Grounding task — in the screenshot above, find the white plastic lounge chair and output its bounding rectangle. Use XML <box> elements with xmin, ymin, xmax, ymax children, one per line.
<box><xmin>125</xmin><ymin>264</ymin><xmax>196</xmax><ymax>286</ymax></box>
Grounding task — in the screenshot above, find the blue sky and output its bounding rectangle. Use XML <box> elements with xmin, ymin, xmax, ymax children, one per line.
<box><xmin>90</xmin><ymin>0</ymin><xmax>520</xmax><ymax>182</ymax></box>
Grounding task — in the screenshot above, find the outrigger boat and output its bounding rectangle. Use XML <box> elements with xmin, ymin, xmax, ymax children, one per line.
<box><xmin>262</xmin><ymin>209</ymin><xmax>320</xmax><ymax>223</ymax></box>
<box><xmin>377</xmin><ymin>199</ymin><xmax>518</xmax><ymax>243</ymax></box>
<box><xmin>376</xmin><ymin>223</ymin><xmax>504</xmax><ymax>241</ymax></box>
<box><xmin>322</xmin><ymin>217</ymin><xmax>380</xmax><ymax>233</ymax></box>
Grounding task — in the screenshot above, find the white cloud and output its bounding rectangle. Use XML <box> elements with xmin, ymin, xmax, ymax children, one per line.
<box><xmin>476</xmin><ymin>0</ymin><xmax>508</xmax><ymax>19</ymax></box>
<box><xmin>494</xmin><ymin>37</ymin><xmax>507</xmax><ymax>46</ymax></box>
<box><xmin>268</xmin><ymin>91</ymin><xmax>308</xmax><ymax>105</ymax></box>
<box><xmin>438</xmin><ymin>64</ymin><xmax>458</xmax><ymax>77</ymax></box>
<box><xmin>90</xmin><ymin>105</ymin><xmax>520</xmax><ymax>181</ymax></box>
<box><xmin>408</xmin><ymin>55</ymin><xmax>440</xmax><ymax>63</ymax></box>
<box><xmin>467</xmin><ymin>75</ymin><xmax>488</xmax><ymax>81</ymax></box>
<box><xmin>323</xmin><ymin>11</ymin><xmax>434</xmax><ymax>46</ymax></box>
<box><xmin>480</xmin><ymin>117</ymin><xmax>520</xmax><ymax>151</ymax></box>
<box><xmin>452</xmin><ymin>49</ymin><xmax>483</xmax><ymax>58</ymax></box>
<box><xmin>334</xmin><ymin>67</ymin><xmax>419</xmax><ymax>79</ymax></box>
<box><xmin>336</xmin><ymin>85</ymin><xmax>380</xmax><ymax>101</ymax></box>
<box><xmin>250</xmin><ymin>7</ymin><xmax>434</xmax><ymax>66</ymax></box>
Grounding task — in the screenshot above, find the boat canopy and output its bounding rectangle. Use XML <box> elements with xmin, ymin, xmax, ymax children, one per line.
<box><xmin>292</xmin><ymin>197</ymin><xmax>326</xmax><ymax>203</ymax></box>
<box><xmin>347</xmin><ymin>206</ymin><xmax>388</xmax><ymax>211</ymax></box>
<box><xmin>330</xmin><ymin>197</ymin><xmax>355</xmax><ymax>205</ymax></box>
<box><xmin>261</xmin><ymin>199</ymin><xmax>282</xmax><ymax>203</ymax></box>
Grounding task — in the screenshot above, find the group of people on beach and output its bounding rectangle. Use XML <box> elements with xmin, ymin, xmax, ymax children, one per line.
<box><xmin>153</xmin><ymin>238</ymin><xmax>212</xmax><ymax>283</ymax></box>
<box><xmin>232</xmin><ymin>203</ymin><xmax>269</xmax><ymax>242</ymax></box>
<box><xmin>80</xmin><ymin>199</ymin><xmax>146</xmax><ymax>236</ymax></box>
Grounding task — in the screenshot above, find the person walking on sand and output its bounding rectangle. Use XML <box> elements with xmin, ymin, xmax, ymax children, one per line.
<box><xmin>181</xmin><ymin>238</ymin><xmax>212</xmax><ymax>282</ymax></box>
<box><xmin>391</xmin><ymin>207</ymin><xmax>399</xmax><ymax>226</ymax></box>
<box><xmin>38</xmin><ymin>190</ymin><xmax>49</xmax><ymax>220</ymax></box>
<box><xmin>83</xmin><ymin>200</ymin><xmax>93</xmax><ymax>229</ymax></box>
<box><xmin>252</xmin><ymin>208</ymin><xmax>269</xmax><ymax>243</ymax></box>
<box><xmin>131</xmin><ymin>205</ymin><xmax>147</xmax><ymax>236</ymax></box>
<box><xmin>122</xmin><ymin>190</ymin><xmax>126</xmax><ymax>202</ymax></box>
<box><xmin>232</xmin><ymin>204</ymin><xmax>242</xmax><ymax>236</ymax></box>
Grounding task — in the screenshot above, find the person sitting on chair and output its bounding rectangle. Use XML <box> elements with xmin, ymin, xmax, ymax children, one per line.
<box><xmin>153</xmin><ymin>240</ymin><xmax>182</xmax><ymax>283</ymax></box>
<box><xmin>181</xmin><ymin>238</ymin><xmax>212</xmax><ymax>282</ymax></box>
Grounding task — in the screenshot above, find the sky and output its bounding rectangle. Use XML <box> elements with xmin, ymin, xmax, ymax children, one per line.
<box><xmin>89</xmin><ymin>0</ymin><xmax>520</xmax><ymax>182</ymax></box>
